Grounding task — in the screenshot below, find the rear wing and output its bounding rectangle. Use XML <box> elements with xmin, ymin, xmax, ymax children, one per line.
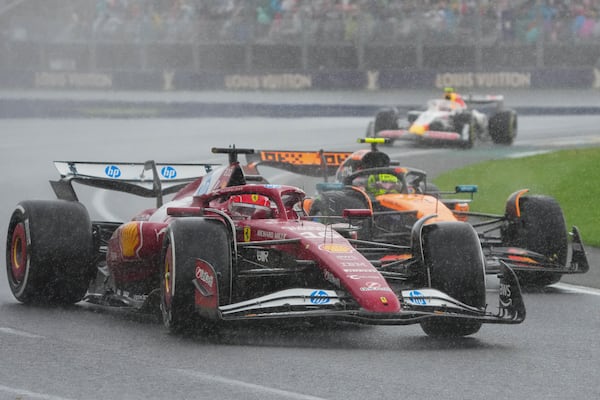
<box><xmin>50</xmin><ymin>160</ymin><xmax>218</xmax><ymax>207</ymax></box>
<box><xmin>246</xmin><ymin>150</ymin><xmax>352</xmax><ymax>178</ymax></box>
<box><xmin>464</xmin><ymin>94</ymin><xmax>504</xmax><ymax>107</ymax></box>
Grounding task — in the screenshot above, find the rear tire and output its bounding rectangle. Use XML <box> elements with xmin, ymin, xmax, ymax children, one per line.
<box><xmin>502</xmin><ymin>196</ymin><xmax>567</xmax><ymax>287</ymax></box>
<box><xmin>6</xmin><ymin>200</ymin><xmax>94</xmax><ymax>305</ymax></box>
<box><xmin>489</xmin><ymin>110</ymin><xmax>517</xmax><ymax>145</ymax></box>
<box><xmin>161</xmin><ymin>218</ymin><xmax>231</xmax><ymax>333</ymax></box>
<box><xmin>365</xmin><ymin>121</ymin><xmax>375</xmax><ymax>138</ymax></box>
<box><xmin>419</xmin><ymin>222</ymin><xmax>486</xmax><ymax>337</ymax></box>
<box><xmin>373</xmin><ymin>108</ymin><xmax>399</xmax><ymax>145</ymax></box>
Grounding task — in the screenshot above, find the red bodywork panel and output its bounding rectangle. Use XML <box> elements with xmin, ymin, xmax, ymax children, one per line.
<box><xmin>107</xmin><ymin>221</ymin><xmax>167</xmax><ymax>284</ymax></box>
<box><xmin>194</xmin><ymin>259</ymin><xmax>219</xmax><ymax>311</ymax></box>
<box><xmin>235</xmin><ymin>218</ymin><xmax>400</xmax><ymax>313</ymax></box>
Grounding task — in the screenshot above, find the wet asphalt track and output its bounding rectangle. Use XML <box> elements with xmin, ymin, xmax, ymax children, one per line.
<box><xmin>0</xmin><ymin>90</ymin><xmax>599</xmax><ymax>400</ymax></box>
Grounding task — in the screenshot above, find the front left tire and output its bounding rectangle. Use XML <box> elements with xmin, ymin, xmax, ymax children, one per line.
<box><xmin>161</xmin><ymin>218</ymin><xmax>231</xmax><ymax>333</ymax></box>
<box><xmin>419</xmin><ymin>222</ymin><xmax>486</xmax><ymax>337</ymax></box>
<box><xmin>502</xmin><ymin>195</ymin><xmax>567</xmax><ymax>287</ymax></box>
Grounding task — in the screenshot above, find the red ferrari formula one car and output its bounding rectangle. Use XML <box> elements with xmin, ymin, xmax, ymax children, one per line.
<box><xmin>6</xmin><ymin>146</ymin><xmax>524</xmax><ymax>337</ymax></box>
<box><xmin>246</xmin><ymin>139</ymin><xmax>589</xmax><ymax>288</ymax></box>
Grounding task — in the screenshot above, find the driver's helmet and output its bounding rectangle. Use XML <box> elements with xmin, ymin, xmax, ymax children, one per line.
<box><xmin>228</xmin><ymin>194</ymin><xmax>272</xmax><ymax>219</ymax></box>
<box><xmin>444</xmin><ymin>86</ymin><xmax>454</xmax><ymax>100</ymax></box>
<box><xmin>366</xmin><ymin>173</ymin><xmax>401</xmax><ymax>196</ymax></box>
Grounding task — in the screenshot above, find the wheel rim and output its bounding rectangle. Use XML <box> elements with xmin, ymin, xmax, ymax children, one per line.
<box><xmin>10</xmin><ymin>223</ymin><xmax>27</xmax><ymax>284</ymax></box>
<box><xmin>163</xmin><ymin>244</ymin><xmax>173</xmax><ymax>310</ymax></box>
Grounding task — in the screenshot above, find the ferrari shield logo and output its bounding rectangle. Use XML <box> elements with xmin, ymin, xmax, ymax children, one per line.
<box><xmin>243</xmin><ymin>226</ymin><xmax>251</xmax><ymax>242</ymax></box>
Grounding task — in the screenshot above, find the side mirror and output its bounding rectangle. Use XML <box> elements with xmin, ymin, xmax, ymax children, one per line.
<box><xmin>316</xmin><ymin>182</ymin><xmax>344</xmax><ymax>192</ymax></box>
<box><xmin>455</xmin><ymin>185</ymin><xmax>478</xmax><ymax>193</ymax></box>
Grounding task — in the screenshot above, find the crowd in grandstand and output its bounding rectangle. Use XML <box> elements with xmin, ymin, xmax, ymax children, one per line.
<box><xmin>4</xmin><ymin>0</ymin><xmax>600</xmax><ymax>44</ymax></box>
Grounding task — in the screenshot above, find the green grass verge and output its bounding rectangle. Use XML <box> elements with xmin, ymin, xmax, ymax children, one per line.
<box><xmin>433</xmin><ymin>147</ymin><xmax>600</xmax><ymax>247</ymax></box>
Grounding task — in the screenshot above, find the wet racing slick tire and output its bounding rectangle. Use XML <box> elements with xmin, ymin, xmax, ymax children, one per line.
<box><xmin>6</xmin><ymin>200</ymin><xmax>94</xmax><ymax>305</ymax></box>
<box><xmin>419</xmin><ymin>222</ymin><xmax>486</xmax><ymax>337</ymax></box>
<box><xmin>489</xmin><ymin>110</ymin><xmax>518</xmax><ymax>145</ymax></box>
<box><xmin>502</xmin><ymin>195</ymin><xmax>568</xmax><ymax>288</ymax></box>
<box><xmin>373</xmin><ymin>108</ymin><xmax>399</xmax><ymax>145</ymax></box>
<box><xmin>310</xmin><ymin>191</ymin><xmax>372</xmax><ymax>240</ymax></box>
<box><xmin>161</xmin><ymin>218</ymin><xmax>231</xmax><ymax>333</ymax></box>
<box><xmin>366</xmin><ymin>121</ymin><xmax>375</xmax><ymax>138</ymax></box>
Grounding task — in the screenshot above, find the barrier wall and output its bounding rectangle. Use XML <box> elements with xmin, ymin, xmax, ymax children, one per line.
<box><xmin>2</xmin><ymin>97</ymin><xmax>599</xmax><ymax>119</ymax></box>
<box><xmin>1</xmin><ymin>67</ymin><xmax>598</xmax><ymax>91</ymax></box>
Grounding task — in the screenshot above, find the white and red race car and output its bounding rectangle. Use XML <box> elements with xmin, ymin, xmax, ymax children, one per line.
<box><xmin>367</xmin><ymin>95</ymin><xmax>517</xmax><ymax>148</ymax></box>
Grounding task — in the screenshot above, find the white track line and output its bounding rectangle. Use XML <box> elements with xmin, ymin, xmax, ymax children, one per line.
<box><xmin>174</xmin><ymin>369</ymin><xmax>330</xmax><ymax>400</ymax></box>
<box><xmin>553</xmin><ymin>283</ymin><xmax>600</xmax><ymax>296</ymax></box>
<box><xmin>0</xmin><ymin>327</ymin><xmax>44</xmax><ymax>338</ymax></box>
<box><xmin>517</xmin><ymin>136</ymin><xmax>600</xmax><ymax>147</ymax></box>
<box><xmin>0</xmin><ymin>384</ymin><xmax>75</xmax><ymax>400</ymax></box>
<box><xmin>505</xmin><ymin>150</ymin><xmax>551</xmax><ymax>158</ymax></box>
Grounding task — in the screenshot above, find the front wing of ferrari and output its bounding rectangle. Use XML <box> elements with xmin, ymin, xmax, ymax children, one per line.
<box><xmin>214</xmin><ymin>264</ymin><xmax>524</xmax><ymax>326</ymax></box>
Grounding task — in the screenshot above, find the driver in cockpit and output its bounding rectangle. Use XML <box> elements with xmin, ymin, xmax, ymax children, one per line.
<box><xmin>444</xmin><ymin>87</ymin><xmax>466</xmax><ymax>108</ymax></box>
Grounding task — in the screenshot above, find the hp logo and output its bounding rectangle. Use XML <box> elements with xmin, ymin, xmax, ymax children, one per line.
<box><xmin>408</xmin><ymin>290</ymin><xmax>427</xmax><ymax>305</ymax></box>
<box><xmin>310</xmin><ymin>290</ymin><xmax>330</xmax><ymax>304</ymax></box>
<box><xmin>105</xmin><ymin>165</ymin><xmax>122</xmax><ymax>178</ymax></box>
<box><xmin>160</xmin><ymin>166</ymin><xmax>177</xmax><ymax>179</ymax></box>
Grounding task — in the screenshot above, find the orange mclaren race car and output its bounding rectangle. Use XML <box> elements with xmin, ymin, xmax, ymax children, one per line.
<box><xmin>246</xmin><ymin>138</ymin><xmax>588</xmax><ymax>288</ymax></box>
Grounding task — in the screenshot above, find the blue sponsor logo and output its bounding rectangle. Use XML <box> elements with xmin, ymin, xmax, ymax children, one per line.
<box><xmin>310</xmin><ymin>290</ymin><xmax>330</xmax><ymax>304</ymax></box>
<box><xmin>408</xmin><ymin>290</ymin><xmax>427</xmax><ymax>305</ymax></box>
<box><xmin>264</xmin><ymin>184</ymin><xmax>281</xmax><ymax>189</ymax></box>
<box><xmin>160</xmin><ymin>166</ymin><xmax>177</xmax><ymax>179</ymax></box>
<box><xmin>105</xmin><ymin>165</ymin><xmax>121</xmax><ymax>178</ymax></box>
